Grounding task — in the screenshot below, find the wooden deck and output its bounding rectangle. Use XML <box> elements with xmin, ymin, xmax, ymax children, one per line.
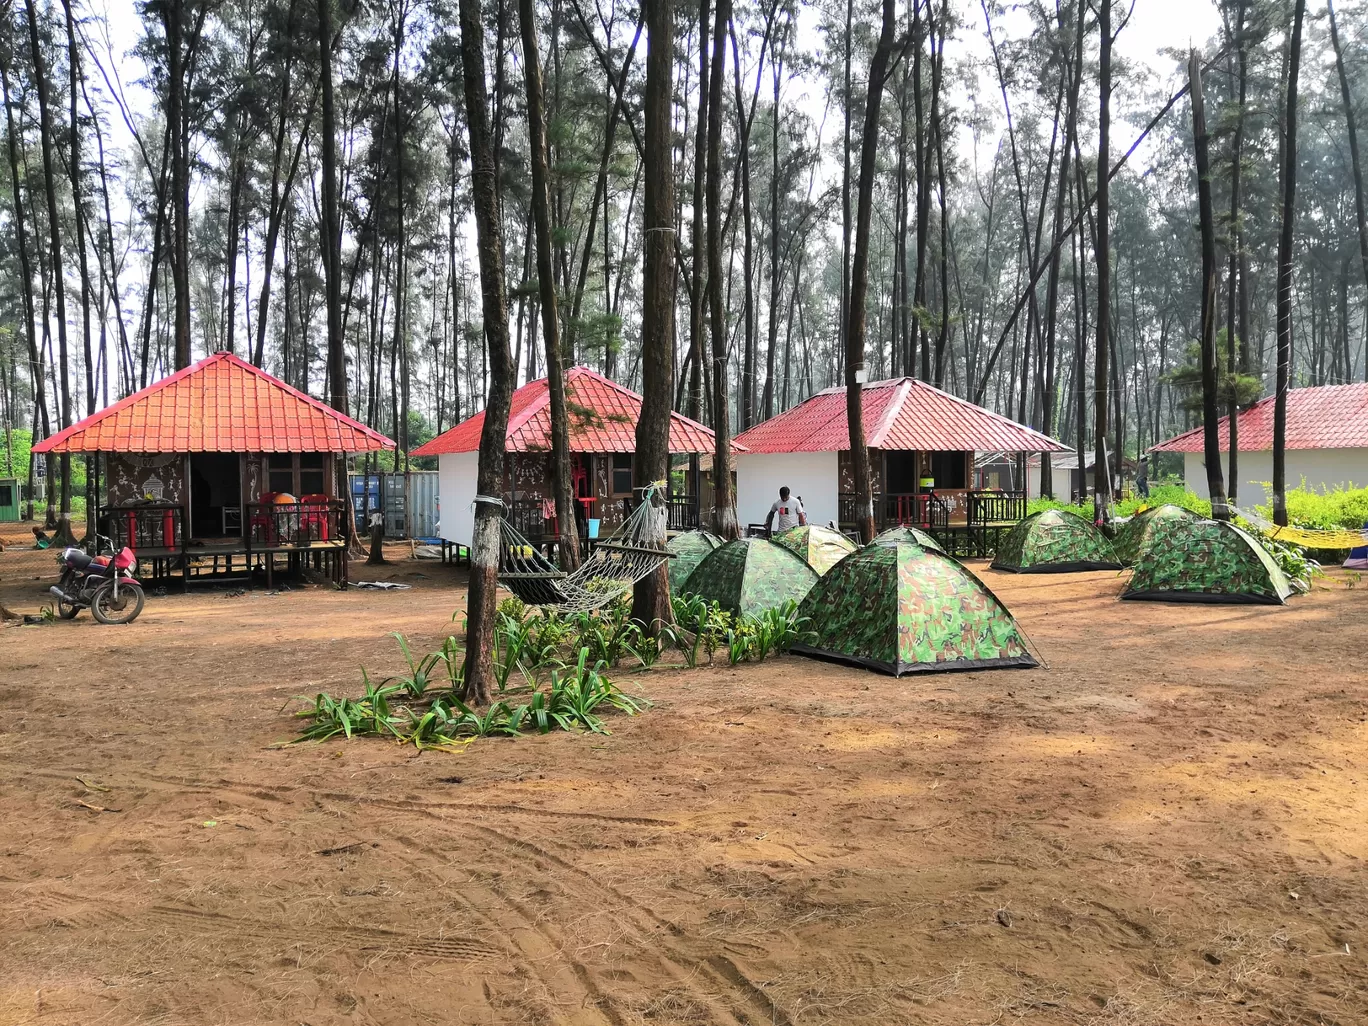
<box><xmin>101</xmin><ymin>502</ymin><xmax>351</xmax><ymax>589</ymax></box>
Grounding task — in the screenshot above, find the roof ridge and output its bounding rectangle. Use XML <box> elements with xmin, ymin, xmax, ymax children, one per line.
<box><xmin>867</xmin><ymin>379</ymin><xmax>913</xmax><ymax>448</ymax></box>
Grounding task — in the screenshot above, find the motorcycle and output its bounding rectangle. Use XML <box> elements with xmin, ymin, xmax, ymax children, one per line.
<box><xmin>51</xmin><ymin>536</ymin><xmax>146</xmax><ymax>624</ymax></box>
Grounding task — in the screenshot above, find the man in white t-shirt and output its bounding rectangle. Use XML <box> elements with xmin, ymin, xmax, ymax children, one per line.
<box><xmin>765</xmin><ymin>487</ymin><xmax>806</xmax><ymax>536</ymax></box>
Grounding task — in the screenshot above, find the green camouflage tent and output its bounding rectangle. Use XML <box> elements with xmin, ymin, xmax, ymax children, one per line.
<box><xmin>990</xmin><ymin>509</ymin><xmax>1121</xmax><ymax>573</ymax></box>
<box><xmin>668</xmin><ymin>529</ymin><xmax>722</xmax><ymax>591</ymax></box>
<box><xmin>1123</xmin><ymin>518</ymin><xmax>1293</xmax><ymax>604</ymax></box>
<box><xmin>794</xmin><ymin>541</ymin><xmax>1037</xmax><ymax>675</ymax></box>
<box><xmin>1111</xmin><ymin>503</ymin><xmax>1202</xmax><ymax>566</ymax></box>
<box><xmin>773</xmin><ymin>524</ymin><xmax>858</xmax><ymax>574</ymax></box>
<box><xmin>873</xmin><ymin>524</ymin><xmax>945</xmax><ymax>553</ymax></box>
<box><xmin>682</xmin><ymin>538</ymin><xmax>819</xmax><ymax>617</ymax></box>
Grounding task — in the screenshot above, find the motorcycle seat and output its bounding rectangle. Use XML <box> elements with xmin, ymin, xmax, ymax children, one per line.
<box><xmin>65</xmin><ymin>549</ymin><xmax>94</xmax><ymax>570</ymax></box>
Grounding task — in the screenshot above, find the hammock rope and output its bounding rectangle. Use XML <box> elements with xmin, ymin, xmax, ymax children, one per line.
<box><xmin>1227</xmin><ymin>505</ymin><xmax>1368</xmax><ymax>551</ymax></box>
<box><xmin>495</xmin><ymin>483</ymin><xmax>674</xmax><ymax>611</ymax></box>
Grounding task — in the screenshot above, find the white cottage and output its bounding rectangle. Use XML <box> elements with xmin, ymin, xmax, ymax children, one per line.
<box><xmin>1150</xmin><ymin>383</ymin><xmax>1368</xmax><ymax>501</ymax></box>
<box><xmin>734</xmin><ymin>378</ymin><xmax>1067</xmax><ymax>550</ymax></box>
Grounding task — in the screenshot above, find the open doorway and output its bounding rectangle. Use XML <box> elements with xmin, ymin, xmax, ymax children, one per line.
<box><xmin>884</xmin><ymin>450</ymin><xmax>921</xmax><ymax>495</ymax></box>
<box><xmin>189</xmin><ymin>453</ymin><xmax>242</xmax><ymax>539</ymax></box>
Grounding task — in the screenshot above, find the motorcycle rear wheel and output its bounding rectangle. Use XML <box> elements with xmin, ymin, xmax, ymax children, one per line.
<box><xmin>91</xmin><ymin>580</ymin><xmax>145</xmax><ymax>625</ymax></box>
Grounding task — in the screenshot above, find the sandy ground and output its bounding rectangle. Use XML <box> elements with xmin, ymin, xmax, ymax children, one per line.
<box><xmin>2</xmin><ymin>521</ymin><xmax>1367</xmax><ymax>1025</ymax></box>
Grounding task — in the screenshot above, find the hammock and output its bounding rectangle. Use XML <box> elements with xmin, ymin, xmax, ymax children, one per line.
<box><xmin>1229</xmin><ymin>505</ymin><xmax>1368</xmax><ymax>551</ymax></box>
<box><xmin>493</xmin><ymin>484</ymin><xmax>674</xmax><ymax>612</ymax></box>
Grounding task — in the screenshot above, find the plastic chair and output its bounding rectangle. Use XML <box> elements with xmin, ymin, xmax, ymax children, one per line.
<box><xmin>251</xmin><ymin>492</ymin><xmax>280</xmax><ymax>545</ymax></box>
<box><xmin>299</xmin><ymin>494</ymin><xmax>332</xmax><ymax>543</ymax></box>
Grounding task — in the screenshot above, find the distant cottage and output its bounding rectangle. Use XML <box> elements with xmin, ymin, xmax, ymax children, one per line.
<box><xmin>734</xmin><ymin>377</ymin><xmax>1068</xmax><ymax>554</ymax></box>
<box><xmin>412</xmin><ymin>367</ymin><xmax>736</xmax><ymax>553</ymax></box>
<box><xmin>1150</xmin><ymin>383</ymin><xmax>1368</xmax><ymax>501</ymax></box>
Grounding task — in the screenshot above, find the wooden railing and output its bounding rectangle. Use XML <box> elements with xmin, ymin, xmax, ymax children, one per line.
<box><xmin>968</xmin><ymin>489</ymin><xmax>1026</xmax><ymax>525</ymax></box>
<box><xmin>246</xmin><ymin>500</ymin><xmax>347</xmax><ymax>548</ymax></box>
<box><xmin>100</xmin><ymin>503</ymin><xmax>185</xmax><ymax>552</ymax></box>
<box><xmin>619</xmin><ymin>494</ymin><xmax>699</xmax><ymax>532</ymax></box>
<box><xmin>507</xmin><ymin>499</ymin><xmax>550</xmax><ymax>542</ymax></box>
<box><xmin>840</xmin><ymin>492</ymin><xmax>950</xmax><ymax>534</ymax></box>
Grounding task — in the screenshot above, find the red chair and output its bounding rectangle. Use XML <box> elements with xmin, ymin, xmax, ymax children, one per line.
<box><xmin>299</xmin><ymin>494</ymin><xmax>331</xmax><ymax>543</ymax></box>
<box><xmin>251</xmin><ymin>492</ymin><xmax>280</xmax><ymax>545</ymax></box>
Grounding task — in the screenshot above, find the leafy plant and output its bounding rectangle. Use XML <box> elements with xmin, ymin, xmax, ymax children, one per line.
<box><xmin>667</xmin><ymin>594</ymin><xmax>710</xmax><ymax>667</ymax></box>
<box><xmin>1254</xmin><ymin>534</ymin><xmax>1320</xmax><ymax>593</ymax></box>
<box><xmin>624</xmin><ymin>628</ymin><xmax>665</xmax><ymax>669</ymax></box>
<box><xmin>727</xmin><ymin>619</ymin><xmax>757</xmax><ymax>664</ymax></box>
<box><xmin>389</xmin><ymin>632</ymin><xmax>444</xmax><ymax>698</ymax></box>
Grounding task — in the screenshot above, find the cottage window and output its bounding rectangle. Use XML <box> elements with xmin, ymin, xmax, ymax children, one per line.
<box><xmin>611</xmin><ymin>454</ymin><xmax>634</xmax><ymax>496</ymax></box>
<box><xmin>299</xmin><ymin>453</ymin><xmax>326</xmax><ymax>496</ymax></box>
<box><xmin>930</xmin><ymin>451</ymin><xmax>968</xmax><ymax>489</ymax></box>
<box><xmin>268</xmin><ymin>454</ymin><xmax>295</xmax><ymax>495</ymax></box>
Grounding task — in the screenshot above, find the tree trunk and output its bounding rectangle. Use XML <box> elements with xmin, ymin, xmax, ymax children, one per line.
<box><xmin>1329</xmin><ymin>0</ymin><xmax>1368</xmax><ymax>365</ymax></box>
<box><xmin>1092</xmin><ymin>0</ymin><xmax>1111</xmax><ymax>523</ymax></box>
<box><xmin>706</xmin><ymin>0</ymin><xmax>738</xmax><ymax>538</ymax></box>
<box><xmin>518</xmin><ymin>0</ymin><xmax>581</xmax><ymax>570</ymax></box>
<box><xmin>1190</xmin><ymin>51</ymin><xmax>1228</xmax><ymax>520</ymax></box>
<box><xmin>1040</xmin><ymin>0</ymin><xmax>1085</xmax><ymax>499</ymax></box>
<box><xmin>458</xmin><ymin>0</ymin><xmax>517</xmax><ymax>704</ymax></box>
<box><xmin>1273</xmin><ymin>0</ymin><xmax>1307</xmax><ymax>527</ymax></box>
<box><xmin>0</xmin><ymin>50</ymin><xmax>51</xmax><ymax>520</ymax></box>
<box><xmin>846</xmin><ymin>0</ymin><xmax>897</xmax><ymax>544</ymax></box>
<box><xmin>161</xmin><ymin>0</ymin><xmax>193</xmax><ymax>370</ymax></box>
<box><xmin>689</xmin><ymin>0</ymin><xmax>710</xmax><ymax>422</ymax></box>
<box><xmin>24</xmin><ymin>0</ymin><xmax>75</xmax><ymax>545</ymax></box>
<box><xmin>1225</xmin><ymin>0</ymin><xmax>1246</xmax><ymax>504</ymax></box>
<box><xmin>631</xmin><ymin>0</ymin><xmax>676</xmax><ymax>632</ymax></box>
<box><xmin>763</xmin><ymin>25</ymin><xmax>783</xmax><ymax>422</ymax></box>
<box><xmin>730</xmin><ymin>19</ymin><xmax>758</xmax><ymax>431</ymax></box>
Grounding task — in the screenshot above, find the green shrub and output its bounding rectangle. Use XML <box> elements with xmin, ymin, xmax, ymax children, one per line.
<box><xmin>1028</xmin><ymin>484</ymin><xmax>1211</xmax><ymax>522</ymax></box>
<box><xmin>1251</xmin><ymin>481</ymin><xmax>1368</xmax><ymax>532</ymax></box>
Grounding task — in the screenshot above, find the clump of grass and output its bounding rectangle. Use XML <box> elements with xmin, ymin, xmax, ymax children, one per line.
<box><xmin>288</xmin><ymin>638</ymin><xmax>648</xmax><ymax>749</ymax></box>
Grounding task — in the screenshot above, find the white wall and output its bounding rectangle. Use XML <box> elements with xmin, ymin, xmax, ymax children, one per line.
<box><xmin>437</xmin><ymin>451</ymin><xmax>480</xmax><ymax>545</ymax></box>
<box><xmin>1182</xmin><ymin>448</ymin><xmax>1368</xmax><ymax>502</ymax></box>
<box><xmin>736</xmin><ymin>452</ymin><xmax>839</xmax><ymax>530</ymax></box>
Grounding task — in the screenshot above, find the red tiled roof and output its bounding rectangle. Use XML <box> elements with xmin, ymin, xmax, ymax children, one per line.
<box><xmin>32</xmin><ymin>352</ymin><xmax>395</xmax><ymax>454</ymax></box>
<box><xmin>734</xmin><ymin>378</ymin><xmax>1069</xmax><ymax>454</ymax></box>
<box><xmin>1151</xmin><ymin>383</ymin><xmax>1368</xmax><ymax>453</ymax></box>
<box><xmin>411</xmin><ymin>366</ymin><xmax>732</xmax><ymax>456</ymax></box>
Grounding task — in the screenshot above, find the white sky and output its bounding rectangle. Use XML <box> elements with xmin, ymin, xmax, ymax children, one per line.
<box><xmin>89</xmin><ymin>0</ymin><xmax>1226</xmax><ymax>175</ymax></box>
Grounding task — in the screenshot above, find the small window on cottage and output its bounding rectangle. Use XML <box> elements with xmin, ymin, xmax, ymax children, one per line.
<box><xmin>611</xmin><ymin>454</ymin><xmax>634</xmax><ymax>496</ymax></box>
<box><xmin>0</xmin><ymin>484</ymin><xmax>12</xmax><ymax>507</ymax></box>
<box><xmin>930</xmin><ymin>451</ymin><xmax>968</xmax><ymax>489</ymax></box>
<box><xmin>268</xmin><ymin>454</ymin><xmax>295</xmax><ymax>496</ymax></box>
<box><xmin>299</xmin><ymin>453</ymin><xmax>326</xmax><ymax>497</ymax></box>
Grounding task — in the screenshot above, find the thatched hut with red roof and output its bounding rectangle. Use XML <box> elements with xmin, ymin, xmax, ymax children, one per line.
<box><xmin>33</xmin><ymin>352</ymin><xmax>394</xmax><ymax>587</ymax></box>
<box><xmin>735</xmin><ymin>378</ymin><xmax>1067</xmax><ymax>553</ymax></box>
<box><xmin>411</xmin><ymin>366</ymin><xmax>732</xmax><ymax>548</ymax></box>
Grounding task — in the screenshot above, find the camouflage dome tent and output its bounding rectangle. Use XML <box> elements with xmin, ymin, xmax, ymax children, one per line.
<box><xmin>794</xmin><ymin>541</ymin><xmax>1037</xmax><ymax>676</ymax></box>
<box><xmin>667</xmin><ymin>529</ymin><xmax>722</xmax><ymax>591</ymax></box>
<box><xmin>773</xmin><ymin>524</ymin><xmax>858</xmax><ymax>574</ymax></box>
<box><xmin>873</xmin><ymin>524</ymin><xmax>945</xmax><ymax>553</ymax></box>
<box><xmin>990</xmin><ymin>509</ymin><xmax>1121</xmax><ymax>573</ymax></box>
<box><xmin>682</xmin><ymin>538</ymin><xmax>820</xmax><ymax>617</ymax></box>
<box><xmin>1111</xmin><ymin>503</ymin><xmax>1201</xmax><ymax>566</ymax></box>
<box><xmin>1123</xmin><ymin>518</ymin><xmax>1294</xmax><ymax>605</ymax></box>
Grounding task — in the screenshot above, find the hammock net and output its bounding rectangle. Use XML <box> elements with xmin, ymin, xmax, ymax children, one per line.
<box><xmin>495</xmin><ymin>484</ymin><xmax>673</xmax><ymax>612</ymax></box>
<box><xmin>1228</xmin><ymin>505</ymin><xmax>1368</xmax><ymax>551</ymax></box>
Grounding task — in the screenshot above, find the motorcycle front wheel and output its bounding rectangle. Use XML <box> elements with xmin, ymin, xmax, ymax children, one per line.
<box><xmin>91</xmin><ymin>579</ymin><xmax>145</xmax><ymax>625</ymax></box>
